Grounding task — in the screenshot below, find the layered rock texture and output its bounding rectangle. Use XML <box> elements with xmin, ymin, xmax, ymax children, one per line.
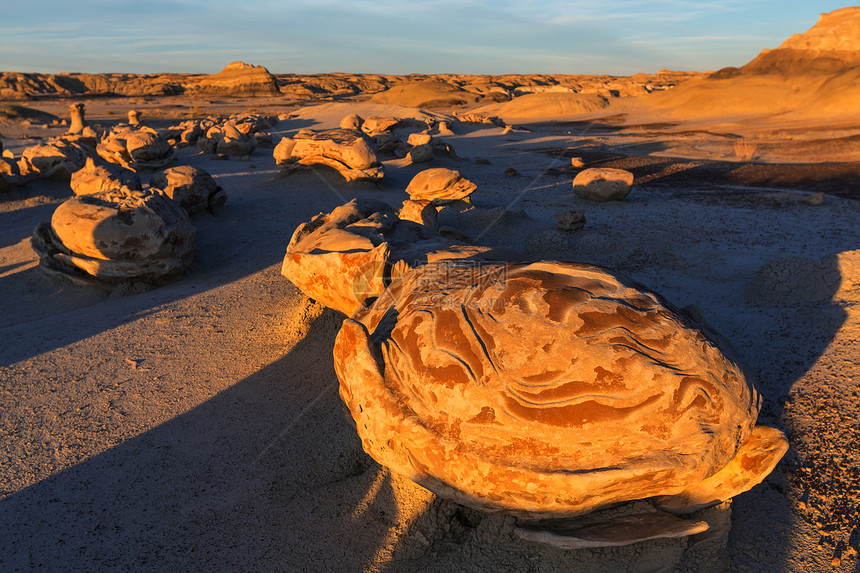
<box><xmin>31</xmin><ymin>189</ymin><xmax>195</xmax><ymax>285</ymax></box>
<box><xmin>646</xmin><ymin>7</ymin><xmax>860</xmax><ymax>120</ymax></box>
<box><xmin>333</xmin><ymin>261</ymin><xmax>788</xmax><ymax>520</ymax></box>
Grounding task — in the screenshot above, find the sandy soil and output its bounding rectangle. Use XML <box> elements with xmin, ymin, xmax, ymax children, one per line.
<box><xmin>1</xmin><ymin>98</ymin><xmax>859</xmax><ymax>572</ymax></box>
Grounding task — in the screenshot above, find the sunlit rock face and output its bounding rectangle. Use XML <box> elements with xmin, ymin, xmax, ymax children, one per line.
<box><xmin>274</xmin><ymin>129</ymin><xmax>383</xmax><ymax>181</ymax></box>
<box><xmin>31</xmin><ymin>189</ymin><xmax>195</xmax><ymax>284</ymax></box>
<box><xmin>19</xmin><ymin>139</ymin><xmax>88</xmax><ymax>181</ymax></box>
<box><xmin>738</xmin><ymin>7</ymin><xmax>860</xmax><ymax>75</ymax></box>
<box><xmin>97</xmin><ymin>126</ymin><xmax>174</xmax><ymax>172</ymax></box>
<box><xmin>281</xmin><ymin>198</ymin><xmax>505</xmax><ymax>316</ymax></box>
<box><xmin>70</xmin><ymin>157</ymin><xmax>142</xmax><ymax>196</ymax></box>
<box><xmin>405</xmin><ymin>168</ymin><xmax>477</xmax><ymax>205</ymax></box>
<box><xmin>780</xmin><ymin>7</ymin><xmax>860</xmax><ymax>53</ymax></box>
<box><xmin>192</xmin><ymin>61</ymin><xmax>280</xmax><ymax>97</ymax></box>
<box><xmin>150</xmin><ymin>165</ymin><xmax>225</xmax><ymax>215</ymax></box>
<box><xmin>334</xmin><ymin>261</ymin><xmax>786</xmax><ymax>518</ymax></box>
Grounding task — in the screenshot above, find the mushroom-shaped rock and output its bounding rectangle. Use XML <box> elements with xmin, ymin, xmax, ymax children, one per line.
<box><xmin>97</xmin><ymin>126</ymin><xmax>174</xmax><ymax>171</ymax></box>
<box><xmin>275</xmin><ymin>129</ymin><xmax>383</xmax><ymax>182</ymax></box>
<box><xmin>128</xmin><ymin>110</ymin><xmax>141</xmax><ymax>126</ymax></box>
<box><xmin>70</xmin><ymin>157</ymin><xmax>142</xmax><ymax>196</ymax></box>
<box><xmin>405</xmin><ymin>168</ymin><xmax>477</xmax><ymax>205</ymax></box>
<box><xmin>67</xmin><ymin>103</ymin><xmax>87</xmax><ymax>135</ymax></box>
<box><xmin>333</xmin><ymin>261</ymin><xmax>788</xmax><ymax>525</ymax></box>
<box><xmin>150</xmin><ymin>165</ymin><xmax>226</xmax><ymax>215</ymax></box>
<box><xmin>31</xmin><ymin>188</ymin><xmax>195</xmax><ymax>285</ymax></box>
<box><xmin>19</xmin><ymin>139</ymin><xmax>88</xmax><ymax>181</ymax></box>
<box><xmin>573</xmin><ymin>168</ymin><xmax>634</xmax><ymax>202</ymax></box>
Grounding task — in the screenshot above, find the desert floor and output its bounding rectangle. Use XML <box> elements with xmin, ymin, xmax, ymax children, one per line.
<box><xmin>1</xmin><ymin>97</ymin><xmax>859</xmax><ymax>572</ymax></box>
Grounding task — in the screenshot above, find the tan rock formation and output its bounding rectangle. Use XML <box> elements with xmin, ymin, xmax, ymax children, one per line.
<box><xmin>368</xmin><ymin>80</ymin><xmax>482</xmax><ymax>108</ymax></box>
<box><xmin>31</xmin><ymin>188</ymin><xmax>195</xmax><ymax>285</ymax></box>
<box><xmin>405</xmin><ymin>168</ymin><xmax>477</xmax><ymax>205</ymax></box>
<box><xmin>97</xmin><ymin>126</ymin><xmax>174</xmax><ymax>171</ymax></box>
<box><xmin>572</xmin><ymin>168</ymin><xmax>634</xmax><ymax>202</ymax></box>
<box><xmin>333</xmin><ymin>261</ymin><xmax>787</xmax><ymax>523</ymax></box>
<box><xmin>193</xmin><ymin>61</ymin><xmax>280</xmax><ymax>96</ymax></box>
<box><xmin>67</xmin><ymin>103</ymin><xmax>87</xmax><ymax>135</ymax></box>
<box><xmin>274</xmin><ymin>129</ymin><xmax>383</xmax><ymax>181</ymax></box>
<box><xmin>19</xmin><ymin>139</ymin><xmax>88</xmax><ymax>180</ymax></box>
<box><xmin>150</xmin><ymin>165</ymin><xmax>225</xmax><ymax>215</ymax></box>
<box><xmin>70</xmin><ymin>157</ymin><xmax>142</xmax><ymax>196</ymax></box>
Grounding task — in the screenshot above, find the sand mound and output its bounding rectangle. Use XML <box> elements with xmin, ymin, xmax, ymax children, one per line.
<box><xmin>0</xmin><ymin>104</ymin><xmax>58</xmax><ymax>124</ymax></box>
<box><xmin>368</xmin><ymin>80</ymin><xmax>482</xmax><ymax>108</ymax></box>
<box><xmin>471</xmin><ymin>92</ymin><xmax>609</xmax><ymax>121</ymax></box>
<box><xmin>640</xmin><ymin>7</ymin><xmax>860</xmax><ymax>122</ymax></box>
<box><xmin>193</xmin><ymin>61</ymin><xmax>280</xmax><ymax>97</ymax></box>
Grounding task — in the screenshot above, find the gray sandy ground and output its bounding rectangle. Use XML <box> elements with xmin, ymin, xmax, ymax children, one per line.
<box><xmin>1</xmin><ymin>103</ymin><xmax>859</xmax><ymax>571</ymax></box>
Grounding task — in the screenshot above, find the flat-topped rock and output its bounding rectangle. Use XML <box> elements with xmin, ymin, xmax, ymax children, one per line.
<box><xmin>274</xmin><ymin>129</ymin><xmax>383</xmax><ymax>182</ymax></box>
<box><xmin>405</xmin><ymin>167</ymin><xmax>477</xmax><ymax>205</ymax></box>
<box><xmin>193</xmin><ymin>61</ymin><xmax>280</xmax><ymax>96</ymax></box>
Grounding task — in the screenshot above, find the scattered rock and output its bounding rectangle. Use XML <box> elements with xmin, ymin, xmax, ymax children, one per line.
<box><xmin>274</xmin><ymin>129</ymin><xmax>383</xmax><ymax>182</ymax></box>
<box><xmin>150</xmin><ymin>165</ymin><xmax>225</xmax><ymax>215</ymax></box>
<box><xmin>97</xmin><ymin>126</ymin><xmax>174</xmax><ymax>171</ymax></box>
<box><xmin>407</xmin><ymin>132</ymin><xmax>433</xmax><ymax>146</ymax></box>
<box><xmin>31</xmin><ymin>188</ymin><xmax>195</xmax><ymax>285</ymax></box>
<box><xmin>19</xmin><ymin>139</ymin><xmax>89</xmax><ymax>180</ymax></box>
<box><xmin>504</xmin><ymin>167</ymin><xmax>517</xmax><ymax>176</ymax></box>
<box><xmin>801</xmin><ymin>191</ymin><xmax>826</xmax><ymax>206</ymax></box>
<box><xmin>405</xmin><ymin>168</ymin><xmax>477</xmax><ymax>205</ymax></box>
<box><xmin>408</xmin><ymin>143</ymin><xmax>434</xmax><ymax>164</ymax></box>
<box><xmin>70</xmin><ymin>157</ymin><xmax>142</xmax><ymax>196</ymax></box>
<box><xmin>573</xmin><ymin>167</ymin><xmax>634</xmax><ymax>202</ymax></box>
<box><xmin>570</xmin><ymin>157</ymin><xmax>585</xmax><ymax>167</ymax></box>
<box><xmin>339</xmin><ymin>113</ymin><xmax>363</xmax><ymax>131</ymax></box>
<box><xmin>554</xmin><ymin>209</ymin><xmax>586</xmax><ymax>232</ymax></box>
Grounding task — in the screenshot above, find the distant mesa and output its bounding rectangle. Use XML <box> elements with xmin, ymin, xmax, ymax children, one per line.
<box><xmin>192</xmin><ymin>61</ymin><xmax>280</xmax><ymax>97</ymax></box>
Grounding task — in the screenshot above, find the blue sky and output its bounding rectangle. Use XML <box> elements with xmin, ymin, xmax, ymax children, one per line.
<box><xmin>0</xmin><ymin>1</ymin><xmax>852</xmax><ymax>75</ymax></box>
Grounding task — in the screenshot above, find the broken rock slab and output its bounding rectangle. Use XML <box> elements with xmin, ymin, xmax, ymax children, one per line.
<box><xmin>150</xmin><ymin>165</ymin><xmax>225</xmax><ymax>215</ymax></box>
<box><xmin>274</xmin><ymin>129</ymin><xmax>383</xmax><ymax>182</ymax></box>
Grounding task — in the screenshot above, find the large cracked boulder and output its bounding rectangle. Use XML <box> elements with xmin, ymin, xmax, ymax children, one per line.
<box><xmin>97</xmin><ymin>126</ymin><xmax>174</xmax><ymax>171</ymax></box>
<box><xmin>31</xmin><ymin>188</ymin><xmax>195</xmax><ymax>285</ymax></box>
<box><xmin>274</xmin><ymin>129</ymin><xmax>383</xmax><ymax>182</ymax></box>
<box><xmin>333</xmin><ymin>261</ymin><xmax>787</xmax><ymax>545</ymax></box>
<box><xmin>150</xmin><ymin>165</ymin><xmax>225</xmax><ymax>215</ymax></box>
<box><xmin>70</xmin><ymin>157</ymin><xmax>142</xmax><ymax>196</ymax></box>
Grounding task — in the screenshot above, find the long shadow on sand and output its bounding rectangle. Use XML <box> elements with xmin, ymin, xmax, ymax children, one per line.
<box><xmin>0</xmin><ymin>307</ymin><xmax>392</xmax><ymax>572</ymax></box>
